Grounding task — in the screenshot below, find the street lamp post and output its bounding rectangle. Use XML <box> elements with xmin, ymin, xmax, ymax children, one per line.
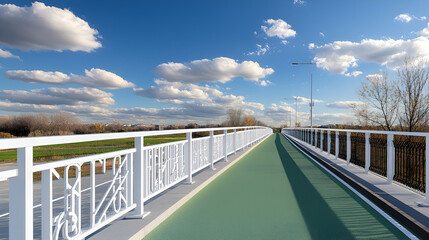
<box><xmin>285</xmin><ymin>97</ymin><xmax>298</xmax><ymax>127</ymax></box>
<box><xmin>292</xmin><ymin>62</ymin><xmax>315</xmax><ymax>128</ymax></box>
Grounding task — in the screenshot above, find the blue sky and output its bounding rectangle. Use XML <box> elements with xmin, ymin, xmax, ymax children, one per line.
<box><xmin>0</xmin><ymin>0</ymin><xmax>429</xmax><ymax>126</ymax></box>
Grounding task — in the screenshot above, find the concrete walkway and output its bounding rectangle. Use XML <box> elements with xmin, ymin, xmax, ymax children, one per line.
<box><xmin>144</xmin><ymin>134</ymin><xmax>410</xmax><ymax>240</ymax></box>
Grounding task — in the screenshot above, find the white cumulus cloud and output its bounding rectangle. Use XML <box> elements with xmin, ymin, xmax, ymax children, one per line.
<box><xmin>0</xmin><ymin>48</ymin><xmax>19</xmax><ymax>59</ymax></box>
<box><xmin>326</xmin><ymin>101</ymin><xmax>364</xmax><ymax>109</ymax></box>
<box><xmin>394</xmin><ymin>13</ymin><xmax>426</xmax><ymax>23</ymax></box>
<box><xmin>293</xmin><ymin>0</ymin><xmax>305</xmax><ymax>6</ymax></box>
<box><xmin>0</xmin><ymin>87</ymin><xmax>114</xmax><ymax>105</ymax></box>
<box><xmin>134</xmin><ymin>80</ymin><xmax>222</xmax><ymax>100</ymax></box>
<box><xmin>259</xmin><ymin>80</ymin><xmax>271</xmax><ymax>86</ymax></box>
<box><xmin>261</xmin><ymin>19</ymin><xmax>296</xmax><ymax>39</ymax></box>
<box><xmin>294</xmin><ymin>96</ymin><xmax>323</xmax><ymax>105</ymax></box>
<box><xmin>417</xmin><ymin>23</ymin><xmax>429</xmax><ymax>37</ymax></box>
<box><xmin>5</xmin><ymin>68</ymin><xmax>135</xmax><ymax>89</ymax></box>
<box><xmin>70</xmin><ymin>68</ymin><xmax>135</xmax><ymax>89</ymax></box>
<box><xmin>0</xmin><ymin>2</ymin><xmax>101</xmax><ymax>52</ymax></box>
<box><xmin>248</xmin><ymin>44</ymin><xmax>270</xmax><ymax>56</ymax></box>
<box><xmin>366</xmin><ymin>73</ymin><xmax>383</xmax><ymax>80</ymax></box>
<box><xmin>154</xmin><ymin>57</ymin><xmax>274</xmax><ymax>83</ymax></box>
<box><xmin>311</xmin><ymin>37</ymin><xmax>429</xmax><ymax>74</ymax></box>
<box><xmin>395</xmin><ymin>14</ymin><xmax>412</xmax><ymax>23</ymax></box>
<box><xmin>345</xmin><ymin>71</ymin><xmax>362</xmax><ymax>77</ymax></box>
<box><xmin>134</xmin><ymin>86</ymin><xmax>208</xmax><ymax>100</ymax></box>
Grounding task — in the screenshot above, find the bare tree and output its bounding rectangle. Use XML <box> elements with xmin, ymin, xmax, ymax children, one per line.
<box><xmin>396</xmin><ymin>57</ymin><xmax>429</xmax><ymax>132</ymax></box>
<box><xmin>226</xmin><ymin>108</ymin><xmax>243</xmax><ymax>126</ymax></box>
<box><xmin>351</xmin><ymin>102</ymin><xmax>372</xmax><ymax>127</ymax></box>
<box><xmin>352</xmin><ymin>71</ymin><xmax>399</xmax><ymax>131</ymax></box>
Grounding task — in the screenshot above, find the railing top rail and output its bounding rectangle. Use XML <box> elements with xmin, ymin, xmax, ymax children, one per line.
<box><xmin>32</xmin><ymin>148</ymin><xmax>136</xmax><ymax>172</ymax></box>
<box><xmin>283</xmin><ymin>128</ymin><xmax>429</xmax><ymax>137</ymax></box>
<box><xmin>0</xmin><ymin>168</ymin><xmax>18</xmax><ymax>181</ymax></box>
<box><xmin>144</xmin><ymin>139</ymin><xmax>188</xmax><ymax>149</ymax></box>
<box><xmin>0</xmin><ymin>126</ymin><xmax>269</xmax><ymax>150</ymax></box>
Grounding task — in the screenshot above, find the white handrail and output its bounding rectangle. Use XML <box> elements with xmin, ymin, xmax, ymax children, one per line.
<box><xmin>0</xmin><ymin>126</ymin><xmax>264</xmax><ymax>150</ymax></box>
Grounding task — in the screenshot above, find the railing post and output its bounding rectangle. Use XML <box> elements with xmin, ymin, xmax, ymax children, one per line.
<box><xmin>41</xmin><ymin>169</ymin><xmax>53</xmax><ymax>240</ymax></box>
<box><xmin>128</xmin><ymin>136</ymin><xmax>149</xmax><ymax>218</ymax></box>
<box><xmin>335</xmin><ymin>131</ymin><xmax>339</xmax><ymax>159</ymax></box>
<box><xmin>365</xmin><ymin>132</ymin><xmax>371</xmax><ymax>173</ymax></box>
<box><xmin>9</xmin><ymin>146</ymin><xmax>33</xmax><ymax>240</ymax></box>
<box><xmin>233</xmin><ymin>129</ymin><xmax>237</xmax><ymax>154</ymax></box>
<box><xmin>320</xmin><ymin>130</ymin><xmax>324</xmax><ymax>152</ymax></box>
<box><xmin>209</xmin><ymin>131</ymin><xmax>215</xmax><ymax>170</ymax></box>
<box><xmin>90</xmin><ymin>161</ymin><xmax>96</xmax><ymax>227</ymax></box>
<box><xmin>346</xmin><ymin>132</ymin><xmax>351</xmax><ymax>164</ymax></box>
<box><xmin>126</xmin><ymin>153</ymin><xmax>134</xmax><ymax>207</ymax></box>
<box><xmin>327</xmin><ymin>130</ymin><xmax>331</xmax><ymax>155</ymax></box>
<box><xmin>311</xmin><ymin>129</ymin><xmax>314</xmax><ymax>145</ymax></box>
<box><xmin>387</xmin><ymin>134</ymin><xmax>395</xmax><ymax>183</ymax></box>
<box><xmin>417</xmin><ymin>135</ymin><xmax>429</xmax><ymax>206</ymax></box>
<box><xmin>223</xmin><ymin>129</ymin><xmax>228</xmax><ymax>162</ymax></box>
<box><xmin>186</xmin><ymin>132</ymin><xmax>194</xmax><ymax>183</ymax></box>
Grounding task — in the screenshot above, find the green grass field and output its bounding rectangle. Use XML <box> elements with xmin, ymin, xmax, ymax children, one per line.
<box><xmin>0</xmin><ymin>134</ymin><xmax>186</xmax><ymax>163</ymax></box>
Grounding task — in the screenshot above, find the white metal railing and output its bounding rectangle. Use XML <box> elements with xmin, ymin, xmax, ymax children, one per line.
<box><xmin>282</xmin><ymin>128</ymin><xmax>429</xmax><ymax>206</ymax></box>
<box><xmin>0</xmin><ymin>126</ymin><xmax>272</xmax><ymax>240</ymax></box>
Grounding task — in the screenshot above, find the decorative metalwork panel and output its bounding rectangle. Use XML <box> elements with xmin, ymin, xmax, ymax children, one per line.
<box><xmin>350</xmin><ymin>135</ymin><xmax>365</xmax><ymax>168</ymax></box>
<box><xmin>144</xmin><ymin>141</ymin><xmax>187</xmax><ymax>198</ymax></box>
<box><xmin>394</xmin><ymin>137</ymin><xmax>426</xmax><ymax>192</ymax></box>
<box><xmin>227</xmin><ymin>133</ymin><xmax>234</xmax><ymax>154</ymax></box>
<box><xmin>369</xmin><ymin>136</ymin><xmax>387</xmax><ymax>176</ymax></box>
<box><xmin>43</xmin><ymin>151</ymin><xmax>134</xmax><ymax>240</ymax></box>
<box><xmin>213</xmin><ymin>135</ymin><xmax>224</xmax><ymax>162</ymax></box>
<box><xmin>192</xmin><ymin>137</ymin><xmax>210</xmax><ymax>173</ymax></box>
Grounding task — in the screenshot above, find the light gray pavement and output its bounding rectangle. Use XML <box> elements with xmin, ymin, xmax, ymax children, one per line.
<box><xmin>0</xmin><ymin>162</ymin><xmax>16</xmax><ymax>171</ymax></box>
<box><xmin>288</xmin><ymin>135</ymin><xmax>429</xmax><ymax>232</ymax></box>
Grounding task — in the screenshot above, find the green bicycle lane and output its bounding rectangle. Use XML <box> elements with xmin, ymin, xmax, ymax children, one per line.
<box><xmin>144</xmin><ymin>133</ymin><xmax>410</xmax><ymax>240</ymax></box>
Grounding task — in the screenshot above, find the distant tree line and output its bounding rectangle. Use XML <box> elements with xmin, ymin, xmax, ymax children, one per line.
<box><xmin>0</xmin><ymin>111</ymin><xmax>268</xmax><ymax>138</ymax></box>
<box><xmin>222</xmin><ymin>108</ymin><xmax>266</xmax><ymax>127</ymax></box>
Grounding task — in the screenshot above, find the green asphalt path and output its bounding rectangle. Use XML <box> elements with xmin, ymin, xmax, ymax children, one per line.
<box><xmin>144</xmin><ymin>133</ymin><xmax>410</xmax><ymax>240</ymax></box>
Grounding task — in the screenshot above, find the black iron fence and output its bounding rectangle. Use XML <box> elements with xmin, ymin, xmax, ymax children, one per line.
<box><xmin>338</xmin><ymin>133</ymin><xmax>347</xmax><ymax>160</ymax></box>
<box><xmin>330</xmin><ymin>132</ymin><xmax>336</xmax><ymax>155</ymax></box>
<box><xmin>282</xmin><ymin>128</ymin><xmax>428</xmax><ymax>194</ymax></box>
<box><xmin>393</xmin><ymin>136</ymin><xmax>426</xmax><ymax>192</ymax></box>
<box><xmin>323</xmin><ymin>132</ymin><xmax>328</xmax><ymax>151</ymax></box>
<box><xmin>317</xmin><ymin>132</ymin><xmax>321</xmax><ymax>148</ymax></box>
<box><xmin>312</xmin><ymin>131</ymin><xmax>316</xmax><ymax>146</ymax></box>
<box><xmin>350</xmin><ymin>134</ymin><xmax>366</xmax><ymax>168</ymax></box>
<box><xmin>369</xmin><ymin>136</ymin><xmax>387</xmax><ymax>177</ymax></box>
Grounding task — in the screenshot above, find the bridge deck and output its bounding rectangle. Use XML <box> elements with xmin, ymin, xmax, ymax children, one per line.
<box><xmin>144</xmin><ymin>134</ymin><xmax>410</xmax><ymax>239</ymax></box>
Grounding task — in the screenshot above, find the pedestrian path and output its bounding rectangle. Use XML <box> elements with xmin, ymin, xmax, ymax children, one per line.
<box><xmin>144</xmin><ymin>133</ymin><xmax>411</xmax><ymax>239</ymax></box>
